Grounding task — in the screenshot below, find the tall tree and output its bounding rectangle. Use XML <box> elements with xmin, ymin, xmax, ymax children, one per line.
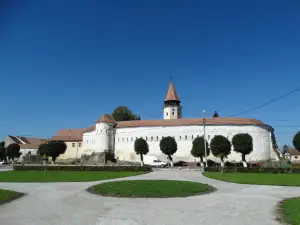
<box><xmin>212</xmin><ymin>111</ymin><xmax>219</xmax><ymax>117</ymax></box>
<box><xmin>159</xmin><ymin>136</ymin><xmax>177</xmax><ymax>166</ymax></box>
<box><xmin>47</xmin><ymin>140</ymin><xmax>67</xmax><ymax>163</ymax></box>
<box><xmin>0</xmin><ymin>142</ymin><xmax>6</xmax><ymax>161</ymax></box>
<box><xmin>111</xmin><ymin>106</ymin><xmax>140</xmax><ymax>121</ymax></box>
<box><xmin>38</xmin><ymin>143</ymin><xmax>50</xmax><ymax>175</ymax></box>
<box><xmin>210</xmin><ymin>135</ymin><xmax>231</xmax><ymax>169</ymax></box>
<box><xmin>190</xmin><ymin>136</ymin><xmax>210</xmax><ymax>166</ymax></box>
<box><xmin>271</xmin><ymin>130</ymin><xmax>283</xmax><ymax>160</ymax></box>
<box><xmin>282</xmin><ymin>144</ymin><xmax>290</xmax><ymax>154</ymax></box>
<box><xmin>134</xmin><ymin>138</ymin><xmax>149</xmax><ymax>166</ymax></box>
<box><xmin>232</xmin><ymin>133</ymin><xmax>253</xmax><ymax>167</ymax></box>
<box><xmin>6</xmin><ymin>143</ymin><xmax>21</xmax><ymax>161</ymax></box>
<box><xmin>293</xmin><ymin>132</ymin><xmax>300</xmax><ymax>151</ymax></box>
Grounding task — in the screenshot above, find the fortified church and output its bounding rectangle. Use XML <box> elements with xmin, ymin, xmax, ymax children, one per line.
<box><xmin>54</xmin><ymin>81</ymin><xmax>275</xmax><ymax>163</ymax></box>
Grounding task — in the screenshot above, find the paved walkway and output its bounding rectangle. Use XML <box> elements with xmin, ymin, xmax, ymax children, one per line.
<box><xmin>1</xmin><ymin>170</ymin><xmax>300</xmax><ymax>225</ymax></box>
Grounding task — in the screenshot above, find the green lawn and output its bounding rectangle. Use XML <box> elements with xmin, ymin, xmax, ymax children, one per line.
<box><xmin>281</xmin><ymin>197</ymin><xmax>300</xmax><ymax>225</ymax></box>
<box><xmin>203</xmin><ymin>172</ymin><xmax>300</xmax><ymax>186</ymax></box>
<box><xmin>0</xmin><ymin>189</ymin><xmax>23</xmax><ymax>205</ymax></box>
<box><xmin>88</xmin><ymin>180</ymin><xmax>215</xmax><ymax>198</ymax></box>
<box><xmin>0</xmin><ymin>171</ymin><xmax>146</xmax><ymax>182</ymax></box>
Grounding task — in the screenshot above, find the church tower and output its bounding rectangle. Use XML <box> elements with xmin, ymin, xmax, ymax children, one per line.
<box><xmin>163</xmin><ymin>79</ymin><xmax>182</xmax><ymax>119</ymax></box>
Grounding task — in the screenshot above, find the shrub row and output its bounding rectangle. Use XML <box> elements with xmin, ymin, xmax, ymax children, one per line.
<box><xmin>204</xmin><ymin>167</ymin><xmax>300</xmax><ymax>173</ymax></box>
<box><xmin>13</xmin><ymin>165</ymin><xmax>152</xmax><ymax>172</ymax></box>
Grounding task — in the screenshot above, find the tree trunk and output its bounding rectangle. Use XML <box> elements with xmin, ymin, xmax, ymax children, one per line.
<box><xmin>220</xmin><ymin>157</ymin><xmax>224</xmax><ymax>174</ymax></box>
<box><xmin>168</xmin><ymin>155</ymin><xmax>173</xmax><ymax>167</ymax></box>
<box><xmin>44</xmin><ymin>160</ymin><xmax>48</xmax><ymax>176</ymax></box>
<box><xmin>200</xmin><ymin>156</ymin><xmax>204</xmax><ymax>167</ymax></box>
<box><xmin>140</xmin><ymin>154</ymin><xmax>144</xmax><ymax>166</ymax></box>
<box><xmin>242</xmin><ymin>154</ymin><xmax>247</xmax><ymax>167</ymax></box>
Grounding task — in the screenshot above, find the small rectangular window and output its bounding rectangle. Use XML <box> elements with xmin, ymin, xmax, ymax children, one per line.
<box><xmin>156</xmin><ymin>136</ymin><xmax>158</xmax><ymax>141</ymax></box>
<box><xmin>172</xmin><ymin>112</ymin><xmax>175</xmax><ymax>115</ymax></box>
<box><xmin>72</xmin><ymin>143</ymin><xmax>75</xmax><ymax>147</ymax></box>
<box><xmin>185</xmin><ymin>135</ymin><xmax>187</xmax><ymax>140</ymax></box>
<box><xmin>191</xmin><ymin>135</ymin><xmax>193</xmax><ymax>140</ymax></box>
<box><xmin>151</xmin><ymin>136</ymin><xmax>153</xmax><ymax>141</ymax></box>
<box><xmin>79</xmin><ymin>143</ymin><xmax>82</xmax><ymax>147</ymax></box>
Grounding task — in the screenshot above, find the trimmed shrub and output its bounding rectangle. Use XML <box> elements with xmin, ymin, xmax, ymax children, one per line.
<box><xmin>13</xmin><ymin>165</ymin><xmax>152</xmax><ymax>172</ymax></box>
<box><xmin>204</xmin><ymin>167</ymin><xmax>300</xmax><ymax>173</ymax></box>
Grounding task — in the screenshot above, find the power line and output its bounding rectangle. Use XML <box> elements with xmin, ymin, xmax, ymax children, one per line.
<box><xmin>228</xmin><ymin>86</ymin><xmax>300</xmax><ymax>117</ymax></box>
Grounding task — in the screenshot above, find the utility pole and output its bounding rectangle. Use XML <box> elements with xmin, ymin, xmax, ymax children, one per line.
<box><xmin>203</xmin><ymin>118</ymin><xmax>208</xmax><ymax>167</ymax></box>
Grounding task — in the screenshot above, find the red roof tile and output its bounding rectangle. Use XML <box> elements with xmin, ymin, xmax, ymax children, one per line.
<box><xmin>116</xmin><ymin>117</ymin><xmax>270</xmax><ymax>128</ymax></box>
<box><xmin>165</xmin><ymin>81</ymin><xmax>180</xmax><ymax>101</ymax></box>
<box><xmin>96</xmin><ymin>114</ymin><xmax>116</xmax><ymax>123</ymax></box>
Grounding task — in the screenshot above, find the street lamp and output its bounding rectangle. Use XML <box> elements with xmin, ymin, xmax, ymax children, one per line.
<box><xmin>203</xmin><ymin>118</ymin><xmax>208</xmax><ymax>167</ymax></box>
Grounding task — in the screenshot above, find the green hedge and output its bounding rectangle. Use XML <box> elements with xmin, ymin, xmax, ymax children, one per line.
<box><xmin>204</xmin><ymin>167</ymin><xmax>300</xmax><ymax>173</ymax></box>
<box><xmin>13</xmin><ymin>165</ymin><xmax>152</xmax><ymax>172</ymax></box>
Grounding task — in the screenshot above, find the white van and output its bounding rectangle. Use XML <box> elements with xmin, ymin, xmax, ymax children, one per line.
<box><xmin>143</xmin><ymin>155</ymin><xmax>167</xmax><ymax>167</ymax></box>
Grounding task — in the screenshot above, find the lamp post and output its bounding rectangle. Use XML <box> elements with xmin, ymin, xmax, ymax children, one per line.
<box><xmin>203</xmin><ymin>118</ymin><xmax>208</xmax><ymax>167</ymax></box>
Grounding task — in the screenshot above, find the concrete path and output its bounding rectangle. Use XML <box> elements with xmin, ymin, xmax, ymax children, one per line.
<box><xmin>1</xmin><ymin>170</ymin><xmax>300</xmax><ymax>225</ymax></box>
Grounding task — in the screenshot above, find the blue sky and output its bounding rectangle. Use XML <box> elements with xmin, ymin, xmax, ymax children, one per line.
<box><xmin>0</xmin><ymin>0</ymin><xmax>299</xmax><ymax>147</ymax></box>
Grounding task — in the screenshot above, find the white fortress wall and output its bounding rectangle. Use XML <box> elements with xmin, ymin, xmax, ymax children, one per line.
<box><xmin>114</xmin><ymin>124</ymin><xmax>272</xmax><ymax>162</ymax></box>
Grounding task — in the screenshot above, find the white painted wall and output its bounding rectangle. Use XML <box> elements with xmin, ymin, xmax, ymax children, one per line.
<box><xmin>58</xmin><ymin>141</ymin><xmax>82</xmax><ymax>160</ymax></box>
<box><xmin>163</xmin><ymin>105</ymin><xmax>181</xmax><ymax>119</ymax></box>
<box><xmin>114</xmin><ymin>124</ymin><xmax>272</xmax><ymax>163</ymax></box>
<box><xmin>82</xmin><ymin>122</ymin><xmax>113</xmax><ymax>154</ymax></box>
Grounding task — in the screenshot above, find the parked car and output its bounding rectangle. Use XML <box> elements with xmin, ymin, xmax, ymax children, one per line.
<box><xmin>143</xmin><ymin>156</ymin><xmax>167</xmax><ymax>167</ymax></box>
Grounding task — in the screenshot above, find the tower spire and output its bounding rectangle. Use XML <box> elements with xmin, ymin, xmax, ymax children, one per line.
<box><xmin>164</xmin><ymin>79</ymin><xmax>180</xmax><ymax>102</ymax></box>
<box><xmin>163</xmin><ymin>79</ymin><xmax>182</xmax><ymax>119</ymax></box>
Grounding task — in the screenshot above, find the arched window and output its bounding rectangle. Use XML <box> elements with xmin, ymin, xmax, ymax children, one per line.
<box><xmin>156</xmin><ymin>136</ymin><xmax>159</xmax><ymax>141</ymax></box>
<box><xmin>185</xmin><ymin>135</ymin><xmax>187</xmax><ymax>141</ymax></box>
<box><xmin>179</xmin><ymin>136</ymin><xmax>181</xmax><ymax>140</ymax></box>
<box><xmin>191</xmin><ymin>135</ymin><xmax>194</xmax><ymax>140</ymax></box>
<box><xmin>127</xmin><ymin>138</ymin><xmax>128</xmax><ymax>142</ymax></box>
<box><xmin>146</xmin><ymin>136</ymin><xmax>148</xmax><ymax>141</ymax></box>
<box><xmin>151</xmin><ymin>136</ymin><xmax>153</xmax><ymax>141</ymax></box>
<box><xmin>208</xmin><ymin>135</ymin><xmax>210</xmax><ymax>140</ymax></box>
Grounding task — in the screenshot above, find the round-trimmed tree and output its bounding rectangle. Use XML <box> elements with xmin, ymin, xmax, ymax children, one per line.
<box><xmin>134</xmin><ymin>138</ymin><xmax>149</xmax><ymax>166</ymax></box>
<box><xmin>160</xmin><ymin>136</ymin><xmax>177</xmax><ymax>166</ymax></box>
<box><xmin>210</xmin><ymin>135</ymin><xmax>231</xmax><ymax>168</ymax></box>
<box><xmin>5</xmin><ymin>143</ymin><xmax>21</xmax><ymax>162</ymax></box>
<box><xmin>47</xmin><ymin>140</ymin><xmax>67</xmax><ymax>163</ymax></box>
<box><xmin>232</xmin><ymin>133</ymin><xmax>253</xmax><ymax>167</ymax></box>
<box><xmin>293</xmin><ymin>132</ymin><xmax>300</xmax><ymax>151</ymax></box>
<box><xmin>191</xmin><ymin>136</ymin><xmax>210</xmax><ymax>167</ymax></box>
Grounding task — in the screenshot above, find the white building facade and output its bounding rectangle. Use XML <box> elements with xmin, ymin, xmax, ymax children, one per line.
<box><xmin>77</xmin><ymin>81</ymin><xmax>274</xmax><ymax>163</ymax></box>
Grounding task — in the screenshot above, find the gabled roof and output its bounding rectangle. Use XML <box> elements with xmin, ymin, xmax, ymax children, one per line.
<box><xmin>287</xmin><ymin>148</ymin><xmax>300</xmax><ymax>156</ymax></box>
<box><xmin>96</xmin><ymin>114</ymin><xmax>116</xmax><ymax>123</ymax></box>
<box><xmin>8</xmin><ymin>135</ymin><xmax>48</xmax><ymax>145</ymax></box>
<box><xmin>165</xmin><ymin>81</ymin><xmax>180</xmax><ymax>102</ymax></box>
<box><xmin>116</xmin><ymin>117</ymin><xmax>269</xmax><ymax>128</ymax></box>
<box><xmin>52</xmin><ymin>128</ymin><xmax>85</xmax><ymax>141</ymax></box>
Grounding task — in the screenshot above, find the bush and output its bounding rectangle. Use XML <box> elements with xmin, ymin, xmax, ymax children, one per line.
<box><xmin>13</xmin><ymin>165</ymin><xmax>152</xmax><ymax>172</ymax></box>
<box><xmin>204</xmin><ymin>167</ymin><xmax>300</xmax><ymax>173</ymax></box>
<box><xmin>173</xmin><ymin>161</ymin><xmax>188</xmax><ymax>166</ymax></box>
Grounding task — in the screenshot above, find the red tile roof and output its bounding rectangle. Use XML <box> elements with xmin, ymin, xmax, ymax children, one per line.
<box><xmin>96</xmin><ymin>114</ymin><xmax>116</xmax><ymax>123</ymax></box>
<box><xmin>55</xmin><ymin>117</ymin><xmax>271</xmax><ymax>139</ymax></box>
<box><xmin>52</xmin><ymin>128</ymin><xmax>85</xmax><ymax>141</ymax></box>
<box><xmin>165</xmin><ymin>81</ymin><xmax>180</xmax><ymax>101</ymax></box>
<box><xmin>116</xmin><ymin>117</ymin><xmax>269</xmax><ymax>128</ymax></box>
